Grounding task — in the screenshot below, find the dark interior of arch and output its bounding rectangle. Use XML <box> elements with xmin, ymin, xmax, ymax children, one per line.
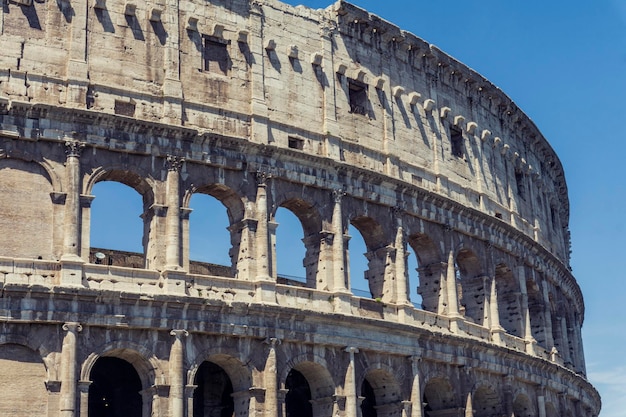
<box><xmin>285</xmin><ymin>368</ymin><xmax>312</xmax><ymax>417</ymax></box>
<box><xmin>360</xmin><ymin>378</ymin><xmax>377</xmax><ymax>417</ymax></box>
<box><xmin>88</xmin><ymin>356</ymin><xmax>142</xmax><ymax>417</ymax></box>
<box><xmin>193</xmin><ymin>361</ymin><xmax>234</xmax><ymax>417</ymax></box>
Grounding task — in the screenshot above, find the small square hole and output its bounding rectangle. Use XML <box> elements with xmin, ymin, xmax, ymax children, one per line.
<box><xmin>288</xmin><ymin>137</ymin><xmax>304</xmax><ymax>150</ymax></box>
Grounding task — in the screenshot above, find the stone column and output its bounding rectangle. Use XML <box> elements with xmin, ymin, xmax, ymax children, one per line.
<box><xmin>184</xmin><ymin>385</ymin><xmax>197</xmax><ymax>417</ymax></box>
<box><xmin>77</xmin><ymin>380</ymin><xmax>91</xmax><ymax>417</ymax></box>
<box><xmin>559</xmin><ymin>315</ymin><xmax>572</xmax><ymax>365</ymax></box>
<box><xmin>60</xmin><ymin>322</ymin><xmax>82</xmax><ymax>417</ymax></box>
<box><xmin>332</xmin><ymin>189</ymin><xmax>349</xmax><ymax>293</ymax></box>
<box><xmin>255</xmin><ymin>171</ymin><xmax>272</xmax><ymax>280</ymax></box>
<box><xmin>169</xmin><ymin>329</ymin><xmax>189</xmax><ymax>417</ymax></box>
<box><xmin>503</xmin><ymin>376</ymin><xmax>514</xmax><ymax>417</ymax></box>
<box><xmin>165</xmin><ymin>156</ymin><xmax>183</xmax><ymax>270</ymax></box>
<box><xmin>62</xmin><ymin>141</ymin><xmax>85</xmax><ymax>261</ymax></box>
<box><xmin>409</xmin><ymin>357</ymin><xmax>423</xmax><ymax>417</ymax></box>
<box><xmin>537</xmin><ymin>386</ymin><xmax>547</xmax><ymax>417</ymax></box>
<box><xmin>517</xmin><ymin>265</ymin><xmax>536</xmax><ymax>354</ymax></box>
<box><xmin>392</xmin><ymin>207</ymin><xmax>409</xmax><ymax>306</ymax></box>
<box><xmin>541</xmin><ymin>281</ymin><xmax>555</xmax><ymax>349</ymax></box>
<box><xmin>489</xmin><ymin>276</ymin><xmax>505</xmax><ymax>345</ymax></box>
<box><xmin>344</xmin><ymin>347</ymin><xmax>360</xmax><ymax>417</ymax></box>
<box><xmin>445</xmin><ymin>249</ymin><xmax>462</xmax><ymax>333</ymax></box>
<box><xmin>264</xmin><ymin>338</ymin><xmax>281</xmax><ymax>417</ymax></box>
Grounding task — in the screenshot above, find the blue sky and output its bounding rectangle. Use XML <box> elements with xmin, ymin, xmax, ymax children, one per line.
<box><xmin>91</xmin><ymin>1</ymin><xmax>626</xmax><ymax>415</ymax></box>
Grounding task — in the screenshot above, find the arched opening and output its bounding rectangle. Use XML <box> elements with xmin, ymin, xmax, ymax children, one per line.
<box><xmin>88</xmin><ymin>356</ymin><xmax>143</xmax><ymax>417</ymax></box>
<box><xmin>0</xmin><ymin>159</ymin><xmax>54</xmax><ymax>259</ymax></box>
<box><xmin>361</xmin><ymin>369</ymin><xmax>401</xmax><ymax>417</ymax></box>
<box><xmin>408</xmin><ymin>233</ymin><xmax>441</xmax><ymax>312</ymax></box>
<box><xmin>90</xmin><ymin>181</ymin><xmax>145</xmax><ymax>267</ymax></box>
<box><xmin>348</xmin><ymin>224</ymin><xmax>369</xmax><ymax>297</ymax></box>
<box><xmin>350</xmin><ymin>216</ymin><xmax>388</xmax><ymax>299</ymax></box>
<box><xmin>495</xmin><ymin>263</ymin><xmax>523</xmax><ymax>337</ymax></box>
<box><xmin>285</xmin><ymin>368</ymin><xmax>312</xmax><ymax>417</ymax></box>
<box><xmin>472</xmin><ymin>385</ymin><xmax>503</xmax><ymax>417</ymax></box>
<box><xmin>456</xmin><ymin>248</ymin><xmax>486</xmax><ymax>324</ymax></box>
<box><xmin>0</xmin><ymin>343</ymin><xmax>48</xmax><ymax>416</ymax></box>
<box><xmin>188</xmin><ymin>193</ymin><xmax>232</xmax><ymax>276</ymax></box>
<box><xmin>193</xmin><ymin>361</ymin><xmax>234</xmax><ymax>417</ymax></box>
<box><xmin>512</xmin><ymin>393</ymin><xmax>535</xmax><ymax>417</ymax></box>
<box><xmin>360</xmin><ymin>378</ymin><xmax>377</xmax><ymax>417</ymax></box>
<box><xmin>423</xmin><ymin>377</ymin><xmax>458</xmax><ymax>417</ymax></box>
<box><xmin>275</xmin><ymin>207</ymin><xmax>307</xmax><ymax>284</ymax></box>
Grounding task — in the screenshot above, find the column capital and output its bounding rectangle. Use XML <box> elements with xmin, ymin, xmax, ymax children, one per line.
<box><xmin>170</xmin><ymin>329</ymin><xmax>189</xmax><ymax>339</ymax></box>
<box><xmin>65</xmin><ymin>140</ymin><xmax>86</xmax><ymax>158</ymax></box>
<box><xmin>62</xmin><ymin>322</ymin><xmax>83</xmax><ymax>333</ymax></box>
<box><xmin>332</xmin><ymin>187</ymin><xmax>346</xmax><ymax>203</ymax></box>
<box><xmin>166</xmin><ymin>154</ymin><xmax>185</xmax><ymax>171</ymax></box>
<box><xmin>264</xmin><ymin>337</ymin><xmax>281</xmax><ymax>348</ymax></box>
<box><xmin>255</xmin><ymin>170</ymin><xmax>272</xmax><ymax>186</ymax></box>
<box><xmin>344</xmin><ymin>346</ymin><xmax>359</xmax><ymax>355</ymax></box>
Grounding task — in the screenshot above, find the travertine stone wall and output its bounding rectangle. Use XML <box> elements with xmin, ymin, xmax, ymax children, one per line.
<box><xmin>0</xmin><ymin>0</ymin><xmax>599</xmax><ymax>416</ymax></box>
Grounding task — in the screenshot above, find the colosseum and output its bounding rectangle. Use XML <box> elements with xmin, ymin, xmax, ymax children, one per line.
<box><xmin>0</xmin><ymin>0</ymin><xmax>601</xmax><ymax>416</ymax></box>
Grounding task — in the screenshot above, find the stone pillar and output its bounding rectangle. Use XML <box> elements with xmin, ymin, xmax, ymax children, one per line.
<box><xmin>344</xmin><ymin>347</ymin><xmax>360</xmax><ymax>417</ymax></box>
<box><xmin>255</xmin><ymin>171</ymin><xmax>272</xmax><ymax>280</ymax></box>
<box><xmin>541</xmin><ymin>281</ymin><xmax>555</xmax><ymax>349</ymax></box>
<box><xmin>230</xmin><ymin>218</ymin><xmax>258</xmax><ymax>281</ymax></box>
<box><xmin>537</xmin><ymin>387</ymin><xmax>547</xmax><ymax>417</ymax></box>
<box><xmin>445</xmin><ymin>249</ymin><xmax>462</xmax><ymax>333</ymax></box>
<box><xmin>169</xmin><ymin>329</ymin><xmax>189</xmax><ymax>417</ymax></box>
<box><xmin>77</xmin><ymin>380</ymin><xmax>91</xmax><ymax>417</ymax></box>
<box><xmin>464</xmin><ymin>391</ymin><xmax>473</xmax><ymax>417</ymax></box>
<box><xmin>393</xmin><ymin>207</ymin><xmax>409</xmax><ymax>306</ymax></box>
<box><xmin>409</xmin><ymin>357</ymin><xmax>423</xmax><ymax>417</ymax></box>
<box><xmin>60</xmin><ymin>322</ymin><xmax>82</xmax><ymax>417</ymax></box>
<box><xmin>489</xmin><ymin>276</ymin><xmax>505</xmax><ymax>345</ymax></box>
<box><xmin>165</xmin><ymin>156</ymin><xmax>183</xmax><ymax>270</ymax></box>
<box><xmin>332</xmin><ymin>189</ymin><xmax>349</xmax><ymax>293</ymax></box>
<box><xmin>184</xmin><ymin>385</ymin><xmax>197</xmax><ymax>417</ymax></box>
<box><xmin>264</xmin><ymin>338</ymin><xmax>281</xmax><ymax>417</ymax></box>
<box><xmin>161</xmin><ymin>0</ymin><xmax>183</xmax><ymax>123</ymax></box>
<box><xmin>62</xmin><ymin>141</ymin><xmax>85</xmax><ymax>261</ymax></box>
<box><xmin>517</xmin><ymin>266</ymin><xmax>536</xmax><ymax>354</ymax></box>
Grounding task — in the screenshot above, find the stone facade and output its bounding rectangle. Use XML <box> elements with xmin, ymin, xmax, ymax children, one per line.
<box><xmin>0</xmin><ymin>0</ymin><xmax>600</xmax><ymax>416</ymax></box>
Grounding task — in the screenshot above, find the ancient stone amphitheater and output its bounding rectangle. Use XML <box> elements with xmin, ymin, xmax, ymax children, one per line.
<box><xmin>0</xmin><ymin>0</ymin><xmax>600</xmax><ymax>416</ymax></box>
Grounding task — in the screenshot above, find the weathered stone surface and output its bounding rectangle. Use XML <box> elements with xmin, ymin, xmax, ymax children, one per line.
<box><xmin>0</xmin><ymin>0</ymin><xmax>599</xmax><ymax>416</ymax></box>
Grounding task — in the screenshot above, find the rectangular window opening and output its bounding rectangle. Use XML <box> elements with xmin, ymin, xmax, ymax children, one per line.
<box><xmin>450</xmin><ymin>127</ymin><xmax>464</xmax><ymax>158</ymax></box>
<box><xmin>203</xmin><ymin>37</ymin><xmax>230</xmax><ymax>75</ymax></box>
<box><xmin>348</xmin><ymin>78</ymin><xmax>368</xmax><ymax>115</ymax></box>
<box><xmin>288</xmin><ymin>137</ymin><xmax>304</xmax><ymax>150</ymax></box>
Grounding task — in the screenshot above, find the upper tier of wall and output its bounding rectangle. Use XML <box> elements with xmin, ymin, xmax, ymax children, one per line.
<box><xmin>0</xmin><ymin>0</ymin><xmax>571</xmax><ymax>264</ymax></box>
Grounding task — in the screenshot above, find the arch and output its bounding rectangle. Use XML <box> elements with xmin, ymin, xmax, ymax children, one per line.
<box><xmin>456</xmin><ymin>248</ymin><xmax>487</xmax><ymax>324</ymax></box>
<box><xmin>361</xmin><ymin>367</ymin><xmax>402</xmax><ymax>416</ymax></box>
<box><xmin>186</xmin><ymin>183</ymin><xmax>245</xmax><ymax>226</ymax></box>
<box><xmin>408</xmin><ymin>232</ymin><xmax>442</xmax><ymax>312</ymax></box>
<box><xmin>512</xmin><ymin>393</ymin><xmax>536</xmax><ymax>417</ymax></box>
<box><xmin>282</xmin><ymin>356</ymin><xmax>335</xmax><ymax>400</ymax></box>
<box><xmin>89</xmin><ymin>356</ymin><xmax>143</xmax><ymax>417</ymax></box>
<box><xmin>526</xmin><ymin>274</ymin><xmax>548</xmax><ymax>347</ymax></box>
<box><xmin>80</xmin><ymin>342</ymin><xmax>164</xmax><ymax>389</ymax></box>
<box><xmin>272</xmin><ymin>196</ymin><xmax>324</xmax><ymax>288</ymax></box>
<box><xmin>472</xmin><ymin>384</ymin><xmax>503</xmax><ymax>417</ymax></box>
<box><xmin>193</xmin><ymin>361</ymin><xmax>235</xmax><ymax>417</ymax></box>
<box><xmin>188</xmin><ymin>352</ymin><xmax>252</xmax><ymax>393</ymax></box>
<box><xmin>495</xmin><ymin>263</ymin><xmax>523</xmax><ymax>337</ymax></box>
<box><xmin>0</xmin><ymin>158</ymin><xmax>56</xmax><ymax>259</ymax></box>
<box><xmin>350</xmin><ymin>215</ymin><xmax>391</xmax><ymax>298</ymax></box>
<box><xmin>423</xmin><ymin>377</ymin><xmax>459</xmax><ymax>416</ymax></box>
<box><xmin>0</xmin><ymin>343</ymin><xmax>49</xmax><ymax>417</ymax></box>
<box><xmin>84</xmin><ymin>166</ymin><xmax>156</xmax><ymax>211</ymax></box>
